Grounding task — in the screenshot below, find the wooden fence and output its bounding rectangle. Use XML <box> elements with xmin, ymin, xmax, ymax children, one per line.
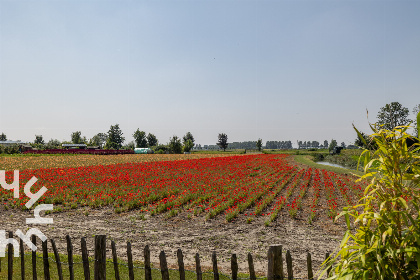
<box><xmin>0</xmin><ymin>232</ymin><xmax>332</xmax><ymax>280</ymax></box>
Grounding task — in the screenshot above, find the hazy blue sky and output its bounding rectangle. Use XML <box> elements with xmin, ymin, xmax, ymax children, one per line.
<box><xmin>0</xmin><ymin>0</ymin><xmax>419</xmax><ymax>147</ymax></box>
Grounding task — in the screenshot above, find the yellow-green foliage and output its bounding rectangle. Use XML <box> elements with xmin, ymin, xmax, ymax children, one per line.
<box><xmin>321</xmin><ymin>116</ymin><xmax>420</xmax><ymax>280</ymax></box>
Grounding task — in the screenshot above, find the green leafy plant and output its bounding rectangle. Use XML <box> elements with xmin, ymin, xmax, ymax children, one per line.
<box><xmin>321</xmin><ymin>116</ymin><xmax>420</xmax><ymax>279</ymax></box>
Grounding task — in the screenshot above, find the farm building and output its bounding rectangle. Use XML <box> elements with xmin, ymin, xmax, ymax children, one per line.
<box><xmin>0</xmin><ymin>140</ymin><xmax>33</xmax><ymax>152</ymax></box>
<box><xmin>134</xmin><ymin>148</ymin><xmax>154</xmax><ymax>154</ymax></box>
<box><xmin>62</xmin><ymin>144</ymin><xmax>88</xmax><ymax>149</ymax></box>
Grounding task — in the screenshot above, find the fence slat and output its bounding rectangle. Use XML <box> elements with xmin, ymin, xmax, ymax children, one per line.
<box><xmin>286</xmin><ymin>250</ymin><xmax>293</xmax><ymax>280</ymax></box>
<box><xmin>212</xmin><ymin>251</ymin><xmax>219</xmax><ymax>280</ymax></box>
<box><xmin>177</xmin><ymin>249</ymin><xmax>185</xmax><ymax>280</ymax></box>
<box><xmin>159</xmin><ymin>250</ymin><xmax>170</xmax><ymax>280</ymax></box>
<box><xmin>307</xmin><ymin>252</ymin><xmax>313</xmax><ymax>280</ymax></box>
<box><xmin>144</xmin><ymin>245</ymin><xmax>152</xmax><ymax>280</ymax></box>
<box><xmin>8</xmin><ymin>231</ymin><xmax>13</xmax><ymax>280</ymax></box>
<box><xmin>231</xmin><ymin>254</ymin><xmax>238</xmax><ymax>280</ymax></box>
<box><xmin>20</xmin><ymin>237</ymin><xmax>25</xmax><ymax>280</ymax></box>
<box><xmin>81</xmin><ymin>237</ymin><xmax>90</xmax><ymax>280</ymax></box>
<box><xmin>267</xmin><ymin>244</ymin><xmax>284</xmax><ymax>280</ymax></box>
<box><xmin>127</xmin><ymin>242</ymin><xmax>134</xmax><ymax>280</ymax></box>
<box><xmin>111</xmin><ymin>241</ymin><xmax>120</xmax><ymax>280</ymax></box>
<box><xmin>326</xmin><ymin>252</ymin><xmax>331</xmax><ymax>276</ymax></box>
<box><xmin>31</xmin><ymin>235</ymin><xmax>37</xmax><ymax>280</ymax></box>
<box><xmin>94</xmin><ymin>235</ymin><xmax>106</xmax><ymax>280</ymax></box>
<box><xmin>42</xmin><ymin>238</ymin><xmax>51</xmax><ymax>280</ymax></box>
<box><xmin>51</xmin><ymin>238</ymin><xmax>64</xmax><ymax>280</ymax></box>
<box><xmin>66</xmin><ymin>235</ymin><xmax>75</xmax><ymax>280</ymax></box>
<box><xmin>247</xmin><ymin>253</ymin><xmax>256</xmax><ymax>280</ymax></box>
<box><xmin>195</xmin><ymin>253</ymin><xmax>202</xmax><ymax>280</ymax></box>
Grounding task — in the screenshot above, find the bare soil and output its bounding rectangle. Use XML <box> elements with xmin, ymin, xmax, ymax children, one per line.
<box><xmin>0</xmin><ymin>205</ymin><xmax>346</xmax><ymax>279</ymax></box>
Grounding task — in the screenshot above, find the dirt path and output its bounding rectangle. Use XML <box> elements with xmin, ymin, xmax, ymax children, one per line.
<box><xmin>0</xmin><ymin>206</ymin><xmax>346</xmax><ymax>278</ymax></box>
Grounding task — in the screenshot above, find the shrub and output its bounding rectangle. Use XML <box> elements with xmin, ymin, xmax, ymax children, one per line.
<box><xmin>322</xmin><ymin>119</ymin><xmax>420</xmax><ymax>279</ymax></box>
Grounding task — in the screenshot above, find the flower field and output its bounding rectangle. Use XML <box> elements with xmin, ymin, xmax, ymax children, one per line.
<box><xmin>0</xmin><ymin>153</ymin><xmax>231</xmax><ymax>170</ymax></box>
<box><xmin>0</xmin><ymin>154</ymin><xmax>366</xmax><ymax>224</ymax></box>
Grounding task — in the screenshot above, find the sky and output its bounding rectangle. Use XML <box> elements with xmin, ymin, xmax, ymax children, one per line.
<box><xmin>0</xmin><ymin>0</ymin><xmax>419</xmax><ymax>147</ymax></box>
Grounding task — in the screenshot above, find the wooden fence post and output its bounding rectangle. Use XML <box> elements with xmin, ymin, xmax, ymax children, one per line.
<box><xmin>307</xmin><ymin>252</ymin><xmax>313</xmax><ymax>280</ymax></box>
<box><xmin>81</xmin><ymin>237</ymin><xmax>90</xmax><ymax>280</ymax></box>
<box><xmin>8</xmin><ymin>231</ymin><xmax>13</xmax><ymax>280</ymax></box>
<box><xmin>326</xmin><ymin>252</ymin><xmax>331</xmax><ymax>276</ymax></box>
<box><xmin>159</xmin><ymin>250</ymin><xmax>170</xmax><ymax>280</ymax></box>
<box><xmin>31</xmin><ymin>235</ymin><xmax>37</xmax><ymax>280</ymax></box>
<box><xmin>286</xmin><ymin>250</ymin><xmax>293</xmax><ymax>280</ymax></box>
<box><xmin>50</xmin><ymin>238</ymin><xmax>64</xmax><ymax>280</ymax></box>
<box><xmin>177</xmin><ymin>249</ymin><xmax>185</xmax><ymax>280</ymax></box>
<box><xmin>20</xmin><ymin>237</ymin><xmax>25</xmax><ymax>280</ymax></box>
<box><xmin>127</xmin><ymin>242</ymin><xmax>134</xmax><ymax>280</ymax></box>
<box><xmin>111</xmin><ymin>241</ymin><xmax>120</xmax><ymax>280</ymax></box>
<box><xmin>267</xmin><ymin>244</ymin><xmax>284</xmax><ymax>280</ymax></box>
<box><xmin>195</xmin><ymin>253</ymin><xmax>202</xmax><ymax>280</ymax></box>
<box><xmin>247</xmin><ymin>253</ymin><xmax>256</xmax><ymax>280</ymax></box>
<box><xmin>212</xmin><ymin>251</ymin><xmax>219</xmax><ymax>280</ymax></box>
<box><xmin>66</xmin><ymin>235</ymin><xmax>74</xmax><ymax>280</ymax></box>
<box><xmin>231</xmin><ymin>254</ymin><xmax>238</xmax><ymax>280</ymax></box>
<box><xmin>94</xmin><ymin>235</ymin><xmax>106</xmax><ymax>280</ymax></box>
<box><xmin>42</xmin><ymin>238</ymin><xmax>51</xmax><ymax>280</ymax></box>
<box><xmin>144</xmin><ymin>245</ymin><xmax>152</xmax><ymax>280</ymax></box>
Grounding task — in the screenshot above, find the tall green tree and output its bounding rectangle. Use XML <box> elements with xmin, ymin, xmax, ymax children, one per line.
<box><xmin>377</xmin><ymin>101</ymin><xmax>411</xmax><ymax>130</ymax></box>
<box><xmin>34</xmin><ymin>135</ymin><xmax>44</xmax><ymax>145</ymax></box>
<box><xmin>256</xmin><ymin>139</ymin><xmax>263</xmax><ymax>151</ymax></box>
<box><xmin>169</xmin><ymin>136</ymin><xmax>182</xmax><ymax>154</ymax></box>
<box><xmin>183</xmin><ymin>132</ymin><xmax>195</xmax><ymax>146</ymax></box>
<box><xmin>217</xmin><ymin>133</ymin><xmax>228</xmax><ymax>151</ymax></box>
<box><xmin>0</xmin><ymin>133</ymin><xmax>6</xmax><ymax>141</ymax></box>
<box><xmin>71</xmin><ymin>131</ymin><xmax>84</xmax><ymax>144</ymax></box>
<box><xmin>133</xmin><ymin>129</ymin><xmax>148</xmax><ymax>148</ymax></box>
<box><xmin>183</xmin><ymin>139</ymin><xmax>194</xmax><ymax>153</ymax></box>
<box><xmin>147</xmin><ymin>133</ymin><xmax>158</xmax><ymax>147</ymax></box>
<box><xmin>105</xmin><ymin>124</ymin><xmax>125</xmax><ymax>149</ymax></box>
<box><xmin>89</xmin><ymin>133</ymin><xmax>108</xmax><ymax>148</ymax></box>
<box><xmin>328</xmin><ymin>139</ymin><xmax>337</xmax><ymax>152</ymax></box>
<box><xmin>46</xmin><ymin>139</ymin><xmax>61</xmax><ymax>149</ymax></box>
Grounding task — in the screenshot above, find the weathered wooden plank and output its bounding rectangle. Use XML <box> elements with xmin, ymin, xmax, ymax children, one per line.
<box><xmin>267</xmin><ymin>244</ymin><xmax>284</xmax><ymax>280</ymax></box>
<box><xmin>94</xmin><ymin>235</ymin><xmax>106</xmax><ymax>280</ymax></box>
<box><xmin>159</xmin><ymin>250</ymin><xmax>170</xmax><ymax>280</ymax></box>
<box><xmin>231</xmin><ymin>254</ymin><xmax>238</xmax><ymax>280</ymax></box>
<box><xmin>286</xmin><ymin>250</ymin><xmax>293</xmax><ymax>280</ymax></box>
<box><xmin>212</xmin><ymin>251</ymin><xmax>219</xmax><ymax>280</ymax></box>
<box><xmin>111</xmin><ymin>240</ymin><xmax>120</xmax><ymax>280</ymax></box>
<box><xmin>177</xmin><ymin>248</ymin><xmax>185</xmax><ymax>280</ymax></box>
<box><xmin>50</xmin><ymin>238</ymin><xmax>64</xmax><ymax>280</ymax></box>
<box><xmin>307</xmin><ymin>252</ymin><xmax>313</xmax><ymax>280</ymax></box>
<box><xmin>144</xmin><ymin>245</ymin><xmax>152</xmax><ymax>280</ymax></box>
<box><xmin>326</xmin><ymin>252</ymin><xmax>331</xmax><ymax>276</ymax></box>
<box><xmin>247</xmin><ymin>253</ymin><xmax>256</xmax><ymax>280</ymax></box>
<box><xmin>8</xmin><ymin>231</ymin><xmax>13</xmax><ymax>280</ymax></box>
<box><xmin>66</xmin><ymin>235</ymin><xmax>75</xmax><ymax>280</ymax></box>
<box><xmin>195</xmin><ymin>253</ymin><xmax>202</xmax><ymax>280</ymax></box>
<box><xmin>20</xmin><ymin>237</ymin><xmax>25</xmax><ymax>280</ymax></box>
<box><xmin>127</xmin><ymin>242</ymin><xmax>134</xmax><ymax>280</ymax></box>
<box><xmin>81</xmin><ymin>237</ymin><xmax>90</xmax><ymax>280</ymax></box>
<box><xmin>42</xmin><ymin>238</ymin><xmax>51</xmax><ymax>280</ymax></box>
<box><xmin>31</xmin><ymin>235</ymin><xmax>37</xmax><ymax>280</ymax></box>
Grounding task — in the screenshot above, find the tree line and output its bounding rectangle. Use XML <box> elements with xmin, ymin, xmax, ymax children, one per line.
<box><xmin>1</xmin><ymin>101</ymin><xmax>418</xmax><ymax>154</ymax></box>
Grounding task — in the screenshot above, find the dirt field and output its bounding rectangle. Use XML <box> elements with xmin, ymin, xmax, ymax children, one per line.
<box><xmin>0</xmin><ymin>203</ymin><xmax>346</xmax><ymax>278</ymax></box>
